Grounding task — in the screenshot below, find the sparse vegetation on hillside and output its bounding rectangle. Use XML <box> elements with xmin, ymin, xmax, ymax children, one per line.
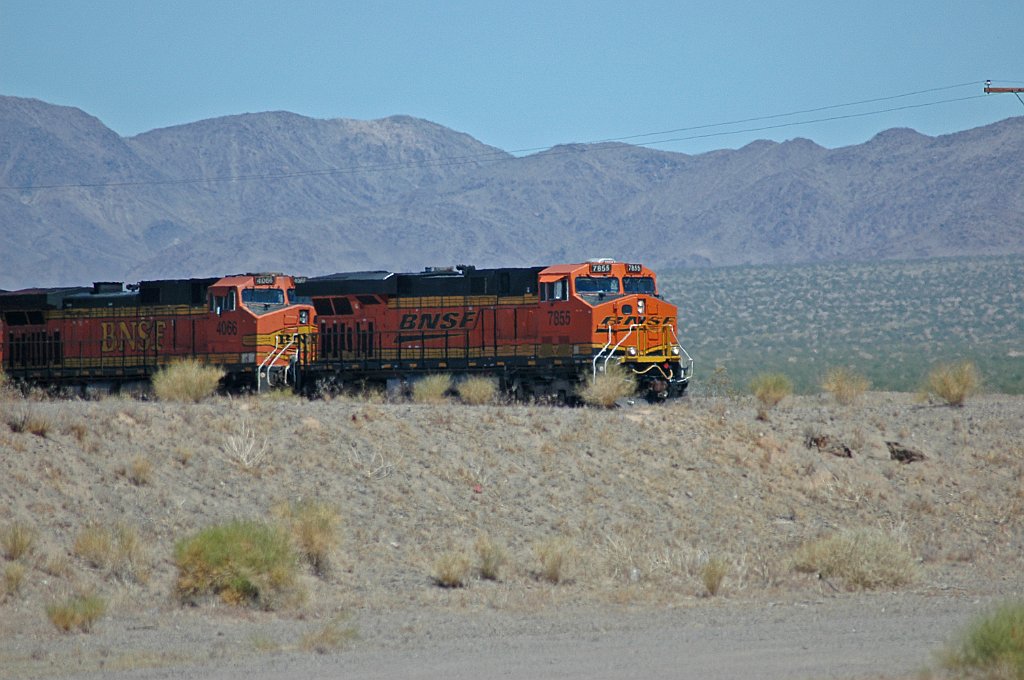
<box><xmin>1</xmin><ymin>520</ymin><xmax>36</xmax><ymax>561</ymax></box>
<box><xmin>152</xmin><ymin>359</ymin><xmax>223</xmax><ymax>402</ymax></box>
<box><xmin>273</xmin><ymin>500</ymin><xmax>340</xmax><ymax>577</ymax></box>
<box><xmin>46</xmin><ymin>592</ymin><xmax>106</xmax><ymax>633</ymax></box>
<box><xmin>792</xmin><ymin>527</ymin><xmax>917</xmax><ymax>590</ymax></box>
<box><xmin>822</xmin><ymin>366</ymin><xmax>871</xmax><ymax>405</ymax></box>
<box><xmin>750</xmin><ymin>372</ymin><xmax>792</xmax><ymax>420</ymax></box>
<box><xmin>924</xmin><ymin>360</ymin><xmax>981</xmax><ymax>407</ymax></box>
<box><xmin>661</xmin><ymin>256</ymin><xmax>1024</xmax><ymax>395</ymax></box>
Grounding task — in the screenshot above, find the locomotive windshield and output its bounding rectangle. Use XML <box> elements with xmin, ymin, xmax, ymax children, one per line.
<box><xmin>623</xmin><ymin>276</ymin><xmax>656</xmax><ymax>294</ymax></box>
<box><xmin>242</xmin><ymin>288</ymin><xmax>286</xmax><ymax>309</ymax></box>
<box><xmin>575</xmin><ymin>276</ymin><xmax>620</xmax><ymax>294</ymax></box>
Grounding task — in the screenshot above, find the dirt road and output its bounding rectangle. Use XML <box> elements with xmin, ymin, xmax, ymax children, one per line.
<box><xmin>58</xmin><ymin>593</ymin><xmax>985</xmax><ymax>680</ymax></box>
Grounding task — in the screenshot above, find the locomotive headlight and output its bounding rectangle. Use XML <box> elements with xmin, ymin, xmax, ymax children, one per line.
<box><xmin>671</xmin><ymin>345</ymin><xmax>681</xmax><ymax>356</ymax></box>
<box><xmin>626</xmin><ymin>346</ymin><xmax>638</xmax><ymax>357</ymax></box>
<box><xmin>299</xmin><ymin>310</ymin><xmax>309</xmax><ymax>324</ymax></box>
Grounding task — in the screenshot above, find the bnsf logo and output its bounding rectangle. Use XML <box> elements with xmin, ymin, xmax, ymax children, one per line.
<box><xmin>399</xmin><ymin>311</ymin><xmax>478</xmax><ymax>331</ymax></box>
<box><xmin>598</xmin><ymin>315</ymin><xmax>675</xmax><ymax>328</ymax></box>
<box><xmin>100</xmin><ymin>320</ymin><xmax>167</xmax><ymax>352</ymax></box>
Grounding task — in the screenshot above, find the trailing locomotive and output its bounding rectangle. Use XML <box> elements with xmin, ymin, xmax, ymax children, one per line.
<box><xmin>0</xmin><ymin>273</ymin><xmax>315</xmax><ymax>392</ymax></box>
<box><xmin>295</xmin><ymin>260</ymin><xmax>691</xmax><ymax>401</ymax></box>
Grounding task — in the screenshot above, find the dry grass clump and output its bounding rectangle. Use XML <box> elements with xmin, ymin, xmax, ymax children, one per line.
<box><xmin>579</xmin><ymin>364</ymin><xmax>636</xmax><ymax>407</ymax></box>
<box><xmin>5</xmin><ymin>402</ymin><xmax>53</xmax><ymax>437</ymax></box>
<box><xmin>152</xmin><ymin>359</ymin><xmax>224</xmax><ymax>402</ymax></box>
<box><xmin>3</xmin><ymin>562</ymin><xmax>27</xmax><ymax>599</ymax></box>
<box><xmin>749</xmin><ymin>372</ymin><xmax>793</xmax><ymax>420</ymax></box>
<box><xmin>701</xmin><ymin>556</ymin><xmax>729</xmax><ymax>597</ymax></box>
<box><xmin>1</xmin><ymin>521</ymin><xmax>36</xmax><ymax>560</ymax></box>
<box><xmin>273</xmin><ymin>500</ymin><xmax>340</xmax><ymax>577</ymax></box>
<box><xmin>941</xmin><ymin>601</ymin><xmax>1024</xmax><ymax>679</ymax></box>
<box><xmin>46</xmin><ymin>592</ymin><xmax>106</xmax><ymax>633</ymax></box>
<box><xmin>223</xmin><ymin>420</ymin><xmax>270</xmax><ymax>472</ymax></box>
<box><xmin>412</xmin><ymin>373</ymin><xmax>452</xmax><ymax>404</ymax></box>
<box><xmin>924</xmin><ymin>360</ymin><xmax>981</xmax><ymax>407</ymax></box>
<box><xmin>535</xmin><ymin>537</ymin><xmax>575</xmax><ymax>584</ymax></box>
<box><xmin>299</xmin><ymin>615</ymin><xmax>359</xmax><ymax>654</ymax></box>
<box><xmin>174</xmin><ymin>520</ymin><xmax>301</xmax><ymax>609</ymax></box>
<box><xmin>457</xmin><ymin>376</ymin><xmax>498</xmax><ymax>405</ymax></box>
<box><xmin>126</xmin><ymin>455</ymin><xmax>153</xmax><ymax>486</ymax></box>
<box><xmin>432</xmin><ymin>550</ymin><xmax>472</xmax><ymax>588</ymax></box>
<box><xmin>792</xmin><ymin>527</ymin><xmax>917</xmax><ymax>590</ymax></box>
<box><xmin>822</xmin><ymin>366</ymin><xmax>871</xmax><ymax>406</ymax></box>
<box><xmin>73</xmin><ymin>523</ymin><xmax>149</xmax><ymax>583</ymax></box>
<box><xmin>475</xmin><ymin>533</ymin><xmax>508</xmax><ymax>581</ymax></box>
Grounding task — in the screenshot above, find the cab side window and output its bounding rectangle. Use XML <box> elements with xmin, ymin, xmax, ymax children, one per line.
<box><xmin>541</xmin><ymin>277</ymin><xmax>568</xmax><ymax>301</ymax></box>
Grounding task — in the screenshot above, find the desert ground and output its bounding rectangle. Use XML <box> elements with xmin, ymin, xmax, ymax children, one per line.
<box><xmin>1</xmin><ymin>386</ymin><xmax>1022</xmax><ymax>678</ymax></box>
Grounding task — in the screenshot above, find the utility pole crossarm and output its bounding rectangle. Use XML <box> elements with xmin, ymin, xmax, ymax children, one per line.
<box><xmin>984</xmin><ymin>80</ymin><xmax>1024</xmax><ymax>94</ymax></box>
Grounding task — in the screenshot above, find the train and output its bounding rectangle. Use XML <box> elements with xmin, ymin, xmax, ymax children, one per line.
<box><xmin>0</xmin><ymin>273</ymin><xmax>315</xmax><ymax>393</ymax></box>
<box><xmin>0</xmin><ymin>260</ymin><xmax>692</xmax><ymax>401</ymax></box>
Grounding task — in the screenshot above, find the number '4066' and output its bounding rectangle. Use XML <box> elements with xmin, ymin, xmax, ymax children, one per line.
<box><xmin>216</xmin><ymin>320</ymin><xmax>237</xmax><ymax>335</ymax></box>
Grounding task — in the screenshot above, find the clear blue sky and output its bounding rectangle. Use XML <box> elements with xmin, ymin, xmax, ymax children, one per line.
<box><xmin>2</xmin><ymin>0</ymin><xmax>1022</xmax><ymax>155</ymax></box>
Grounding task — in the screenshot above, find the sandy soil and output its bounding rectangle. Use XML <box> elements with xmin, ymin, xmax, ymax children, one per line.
<box><xmin>0</xmin><ymin>389</ymin><xmax>1021</xmax><ymax>678</ymax></box>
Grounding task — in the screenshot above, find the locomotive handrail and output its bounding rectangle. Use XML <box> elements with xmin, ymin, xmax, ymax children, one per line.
<box><xmin>592</xmin><ymin>324</ymin><xmax>639</xmax><ymax>378</ymax></box>
<box><xmin>257</xmin><ymin>333</ymin><xmax>297</xmax><ymax>392</ymax></box>
<box><xmin>592</xmin><ymin>324</ymin><xmax>616</xmax><ymax>378</ymax></box>
<box><xmin>665</xmin><ymin>323</ymin><xmax>694</xmax><ymax>379</ymax></box>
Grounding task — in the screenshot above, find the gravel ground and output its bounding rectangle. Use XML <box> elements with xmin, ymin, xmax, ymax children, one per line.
<box><xmin>1</xmin><ymin>390</ymin><xmax>1021</xmax><ymax>678</ymax></box>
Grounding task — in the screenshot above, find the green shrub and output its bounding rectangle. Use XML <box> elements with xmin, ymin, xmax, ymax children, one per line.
<box><xmin>792</xmin><ymin>527</ymin><xmax>917</xmax><ymax>590</ymax></box>
<box><xmin>174</xmin><ymin>520</ymin><xmax>301</xmax><ymax>609</ymax></box>
<box><xmin>925</xmin><ymin>360</ymin><xmax>981</xmax><ymax>407</ymax></box>
<box><xmin>579</xmin><ymin>364</ymin><xmax>636</xmax><ymax>407</ymax></box>
<box><xmin>749</xmin><ymin>373</ymin><xmax>792</xmax><ymax>420</ymax></box>
<box><xmin>46</xmin><ymin>593</ymin><xmax>106</xmax><ymax>633</ymax></box>
<box><xmin>942</xmin><ymin>601</ymin><xmax>1024</xmax><ymax>679</ymax></box>
<box><xmin>152</xmin><ymin>359</ymin><xmax>224</xmax><ymax>403</ymax></box>
<box><xmin>411</xmin><ymin>374</ymin><xmax>452</xmax><ymax>404</ymax></box>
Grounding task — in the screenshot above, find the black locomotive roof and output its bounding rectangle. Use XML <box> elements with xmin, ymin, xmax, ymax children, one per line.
<box><xmin>0</xmin><ymin>277</ymin><xmax>219</xmax><ymax>311</ymax></box>
<box><xmin>298</xmin><ymin>266</ymin><xmax>543</xmax><ymax>298</ymax></box>
<box><xmin>0</xmin><ymin>286</ymin><xmax>91</xmax><ymax>311</ymax></box>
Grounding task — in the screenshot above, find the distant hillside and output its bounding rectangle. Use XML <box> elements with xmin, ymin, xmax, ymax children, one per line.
<box><xmin>1</xmin><ymin>94</ymin><xmax>1022</xmax><ymax>288</ymax></box>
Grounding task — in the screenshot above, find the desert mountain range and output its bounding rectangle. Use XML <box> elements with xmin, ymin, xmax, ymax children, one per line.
<box><xmin>1</xmin><ymin>95</ymin><xmax>1022</xmax><ymax>289</ymax></box>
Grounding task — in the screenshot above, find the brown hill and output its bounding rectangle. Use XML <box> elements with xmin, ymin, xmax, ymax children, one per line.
<box><xmin>1</xmin><ymin>95</ymin><xmax>1022</xmax><ymax>288</ymax></box>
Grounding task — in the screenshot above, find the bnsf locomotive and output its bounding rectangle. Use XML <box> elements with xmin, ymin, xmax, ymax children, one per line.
<box><xmin>295</xmin><ymin>259</ymin><xmax>691</xmax><ymax>401</ymax></box>
<box><xmin>0</xmin><ymin>273</ymin><xmax>314</xmax><ymax>392</ymax></box>
<box><xmin>1</xmin><ymin>260</ymin><xmax>691</xmax><ymax>400</ymax></box>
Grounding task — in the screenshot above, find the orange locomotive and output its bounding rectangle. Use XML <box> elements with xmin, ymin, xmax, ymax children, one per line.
<box><xmin>296</xmin><ymin>259</ymin><xmax>691</xmax><ymax>400</ymax></box>
<box><xmin>0</xmin><ymin>273</ymin><xmax>314</xmax><ymax>392</ymax></box>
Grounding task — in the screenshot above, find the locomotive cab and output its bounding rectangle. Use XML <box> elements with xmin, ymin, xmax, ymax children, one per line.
<box><xmin>539</xmin><ymin>260</ymin><xmax>691</xmax><ymax>400</ymax></box>
<box><xmin>207</xmin><ymin>274</ymin><xmax>315</xmax><ymax>391</ymax></box>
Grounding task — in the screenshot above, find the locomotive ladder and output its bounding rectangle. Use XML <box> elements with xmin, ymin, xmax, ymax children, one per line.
<box><xmin>592</xmin><ymin>324</ymin><xmax>639</xmax><ymax>378</ymax></box>
<box><xmin>257</xmin><ymin>334</ymin><xmax>299</xmax><ymax>392</ymax></box>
